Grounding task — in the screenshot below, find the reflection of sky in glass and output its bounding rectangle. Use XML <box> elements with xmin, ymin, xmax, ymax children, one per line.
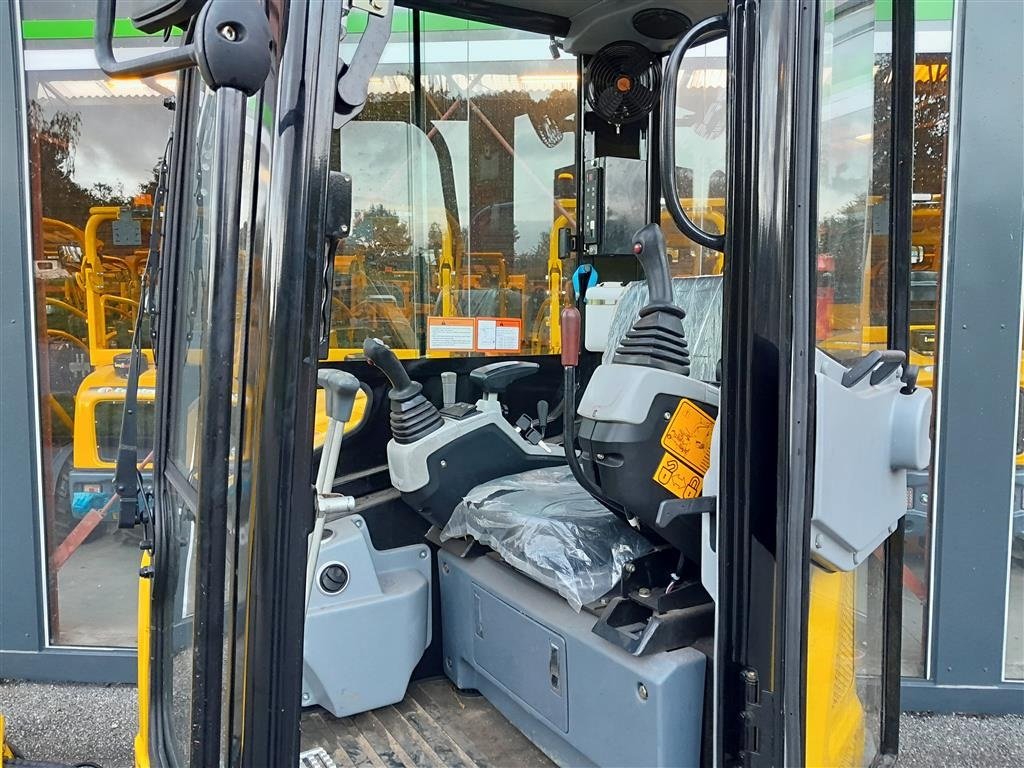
<box><xmin>30</xmin><ymin>77</ymin><xmax>170</xmax><ymax>193</ymax></box>
<box><xmin>340</xmin><ymin>122</ymin><xmax>447</xmax><ymax>255</ymax></box>
<box><xmin>818</xmin><ymin>4</ymin><xmax>877</xmax><ymax>221</ymax></box>
<box><xmin>513</xmin><ymin>114</ymin><xmax>574</xmax><ymax>256</ymax></box>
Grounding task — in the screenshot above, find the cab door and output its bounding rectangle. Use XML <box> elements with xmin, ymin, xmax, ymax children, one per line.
<box><xmin>664</xmin><ymin>1</ymin><xmax>918</xmax><ymax>765</ymax></box>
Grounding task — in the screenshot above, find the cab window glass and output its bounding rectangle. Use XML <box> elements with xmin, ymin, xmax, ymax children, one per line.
<box><xmin>421</xmin><ymin>15</ymin><xmax>577</xmax><ymax>357</ymax></box>
<box><xmin>334</xmin><ymin>12</ymin><xmax>577</xmax><ymax>359</ymax></box>
<box><xmin>810</xmin><ymin>2</ymin><xmax>893</xmax><ymax>764</ymax></box>
<box><xmin>168</xmin><ymin>87</ymin><xmax>217</xmax><ymax>478</ymax></box>
<box><xmin>663</xmin><ymin>36</ymin><xmax>727</xmax><ymax>277</ymax></box>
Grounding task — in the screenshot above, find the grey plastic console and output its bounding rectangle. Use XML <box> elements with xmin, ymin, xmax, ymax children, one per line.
<box><xmin>302</xmin><ymin>514</ymin><xmax>431</xmax><ymax>717</ymax></box>
<box><xmin>439</xmin><ymin>551</ymin><xmax>706</xmax><ymax>768</ymax></box>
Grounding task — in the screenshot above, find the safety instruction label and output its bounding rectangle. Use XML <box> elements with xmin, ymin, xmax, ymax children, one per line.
<box><xmin>476</xmin><ymin>317</ymin><xmax>522</xmax><ymax>352</ymax></box>
<box><xmin>653</xmin><ymin>453</ymin><xmax>704</xmax><ymax>499</ymax></box>
<box><xmin>427</xmin><ymin>317</ymin><xmax>475</xmax><ymax>351</ymax></box>
<box><xmin>426</xmin><ymin>316</ymin><xmax>522</xmax><ymax>353</ymax></box>
<box><xmin>660</xmin><ymin>399</ymin><xmax>714</xmax><ymax>475</ymax></box>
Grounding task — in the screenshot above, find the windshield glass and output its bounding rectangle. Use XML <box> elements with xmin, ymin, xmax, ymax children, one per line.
<box><xmin>325</xmin><ymin>12</ymin><xmax>579</xmax><ymax>360</ymax></box>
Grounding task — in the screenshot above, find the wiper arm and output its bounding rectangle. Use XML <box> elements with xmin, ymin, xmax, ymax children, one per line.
<box><xmin>115</xmin><ymin>134</ymin><xmax>171</xmax><ymax>531</ymax></box>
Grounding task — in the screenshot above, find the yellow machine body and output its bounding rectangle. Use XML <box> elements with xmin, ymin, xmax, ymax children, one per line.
<box><xmin>805</xmin><ymin>567</ymin><xmax>866</xmax><ymax>768</ymax></box>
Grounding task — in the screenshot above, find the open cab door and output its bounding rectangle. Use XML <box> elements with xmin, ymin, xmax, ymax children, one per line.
<box><xmin>685</xmin><ymin>1</ymin><xmax>923</xmax><ymax>765</ymax></box>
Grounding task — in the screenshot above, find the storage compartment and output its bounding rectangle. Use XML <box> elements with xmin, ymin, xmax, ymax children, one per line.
<box><xmin>474</xmin><ymin>586</ymin><xmax>569</xmax><ymax>732</ymax></box>
<box><xmin>440</xmin><ymin>551</ymin><xmax>706</xmax><ymax>768</ymax></box>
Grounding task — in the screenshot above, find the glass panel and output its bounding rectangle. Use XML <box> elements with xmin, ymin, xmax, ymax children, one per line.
<box><xmin>812</xmin><ymin>1</ymin><xmax>892</xmax><ymax>763</ymax></box>
<box><xmin>162</xmin><ymin>82</ymin><xmax>218</xmax><ymax>768</ymax></box>
<box><xmin>159</xmin><ymin>83</ymin><xmax>261</xmax><ymax>766</ymax></box>
<box><xmin>899</xmin><ymin>11</ymin><xmax>955</xmax><ymax>679</ymax></box>
<box><xmin>1005</xmin><ymin>330</ymin><xmax>1024</xmax><ymax>680</ymax></box>
<box><xmin>664</xmin><ymin>37</ymin><xmax>727</xmax><ymax>277</ymax></box>
<box><xmin>168</xmin><ymin>88</ymin><xmax>217</xmax><ymax>479</ymax></box>
<box><xmin>329</xmin><ymin>10</ymin><xmax>417</xmax><ymax>357</ymax></box>
<box><xmin>23</xmin><ymin>15</ymin><xmax>174</xmax><ymax>646</ymax></box>
<box><xmin>418</xmin><ymin>13</ymin><xmax>578</xmax><ymax>357</ymax></box>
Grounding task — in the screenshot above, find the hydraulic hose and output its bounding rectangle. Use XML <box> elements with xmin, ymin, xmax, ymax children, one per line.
<box><xmin>560</xmin><ymin>306</ymin><xmax>625</xmax><ymax>516</ymax></box>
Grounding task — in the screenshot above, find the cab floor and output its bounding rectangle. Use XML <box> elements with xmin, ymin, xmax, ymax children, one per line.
<box><xmin>299</xmin><ymin>677</ymin><xmax>554</xmax><ymax>768</ymax></box>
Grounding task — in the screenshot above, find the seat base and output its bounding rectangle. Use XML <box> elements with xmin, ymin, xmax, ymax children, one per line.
<box><xmin>439</xmin><ymin>550</ymin><xmax>707</xmax><ymax>768</ymax></box>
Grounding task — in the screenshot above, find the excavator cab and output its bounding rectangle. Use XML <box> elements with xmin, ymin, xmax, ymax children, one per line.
<box><xmin>93</xmin><ymin>0</ymin><xmax>923</xmax><ymax>766</ymax></box>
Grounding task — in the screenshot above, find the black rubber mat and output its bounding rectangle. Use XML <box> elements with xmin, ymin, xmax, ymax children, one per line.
<box><xmin>300</xmin><ymin>677</ymin><xmax>554</xmax><ymax>768</ymax></box>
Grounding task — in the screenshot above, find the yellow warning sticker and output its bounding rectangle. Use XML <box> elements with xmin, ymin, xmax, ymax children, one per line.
<box><xmin>660</xmin><ymin>399</ymin><xmax>714</xmax><ymax>475</ymax></box>
<box><xmin>653</xmin><ymin>453</ymin><xmax>704</xmax><ymax>499</ymax></box>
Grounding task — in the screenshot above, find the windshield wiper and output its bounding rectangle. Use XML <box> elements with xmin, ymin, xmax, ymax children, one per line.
<box><xmin>115</xmin><ymin>132</ymin><xmax>171</xmax><ymax>533</ymax></box>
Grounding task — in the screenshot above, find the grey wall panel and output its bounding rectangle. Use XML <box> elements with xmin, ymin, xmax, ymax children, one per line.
<box><xmin>928</xmin><ymin>0</ymin><xmax>1024</xmax><ymax>693</ymax></box>
<box><xmin>0</xmin><ymin>0</ymin><xmax>45</xmax><ymax>660</ymax></box>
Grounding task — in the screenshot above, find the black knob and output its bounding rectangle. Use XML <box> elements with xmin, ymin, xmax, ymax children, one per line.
<box><xmin>319</xmin><ymin>563</ymin><xmax>349</xmax><ymax>595</ymax></box>
<box><xmin>363</xmin><ymin>337</ymin><xmax>418</xmax><ymax>401</ymax></box>
<box><xmin>631</xmin><ymin>224</ymin><xmax>675</xmax><ymax>308</ymax></box>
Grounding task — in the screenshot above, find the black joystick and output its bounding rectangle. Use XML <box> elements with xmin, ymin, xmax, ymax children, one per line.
<box><xmin>612</xmin><ymin>224</ymin><xmax>691</xmax><ymax>376</ymax></box>
<box><xmin>363</xmin><ymin>337</ymin><xmax>443</xmax><ymax>444</ymax></box>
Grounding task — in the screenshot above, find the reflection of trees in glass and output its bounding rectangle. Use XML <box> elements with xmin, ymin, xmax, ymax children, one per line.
<box><xmin>28</xmin><ymin>102</ymin><xmax>130</xmax><ymax>222</ymax></box>
<box><xmin>871</xmin><ymin>54</ymin><xmax>952</xmax><ymax>197</ymax></box>
<box><xmin>347</xmin><ymin>204</ymin><xmax>413</xmax><ymax>270</ymax></box>
<box><xmin>819</xmin><ymin>193</ymin><xmax>868</xmax><ymax>306</ymax></box>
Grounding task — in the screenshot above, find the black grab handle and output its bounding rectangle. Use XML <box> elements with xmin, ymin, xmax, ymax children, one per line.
<box><xmin>660</xmin><ymin>13</ymin><xmax>728</xmax><ymax>254</ymax></box>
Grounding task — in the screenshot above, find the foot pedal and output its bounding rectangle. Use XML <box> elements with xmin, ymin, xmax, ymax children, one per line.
<box><xmin>299</xmin><ymin>746</ymin><xmax>337</xmax><ymax>768</ymax></box>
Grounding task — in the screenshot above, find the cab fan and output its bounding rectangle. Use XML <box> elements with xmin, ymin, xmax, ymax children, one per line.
<box><xmin>585</xmin><ymin>41</ymin><xmax>662</xmax><ymax>127</ymax></box>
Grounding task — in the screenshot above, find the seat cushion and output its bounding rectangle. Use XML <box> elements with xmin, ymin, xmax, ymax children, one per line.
<box><xmin>441</xmin><ymin>466</ymin><xmax>655</xmax><ymax>611</ymax></box>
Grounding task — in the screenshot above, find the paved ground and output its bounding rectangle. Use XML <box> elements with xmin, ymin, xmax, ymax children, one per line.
<box><xmin>1</xmin><ymin>680</ymin><xmax>1021</xmax><ymax>767</ymax></box>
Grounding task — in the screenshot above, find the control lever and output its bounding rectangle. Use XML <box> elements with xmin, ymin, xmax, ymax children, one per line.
<box><xmin>307</xmin><ymin>369</ymin><xmax>360</xmax><ymax>610</ymax></box>
<box><xmin>441</xmin><ymin>371</ymin><xmax>457</xmax><ymax>408</ymax></box>
<box><xmin>364</xmin><ymin>337</ymin><xmax>443</xmax><ymax>444</ymax></box>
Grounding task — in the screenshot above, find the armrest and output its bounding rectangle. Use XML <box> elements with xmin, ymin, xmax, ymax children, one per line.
<box><xmin>470</xmin><ymin>361</ymin><xmax>539</xmax><ymax>395</ymax></box>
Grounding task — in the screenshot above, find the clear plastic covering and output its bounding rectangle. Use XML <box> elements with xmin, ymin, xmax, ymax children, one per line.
<box><xmin>442</xmin><ymin>466</ymin><xmax>656</xmax><ymax>611</ymax></box>
<box><xmin>603</xmin><ymin>275</ymin><xmax>724</xmax><ymax>382</ymax></box>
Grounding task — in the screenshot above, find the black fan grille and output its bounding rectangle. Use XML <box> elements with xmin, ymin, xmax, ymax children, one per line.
<box><xmin>585</xmin><ymin>41</ymin><xmax>662</xmax><ymax>126</ymax></box>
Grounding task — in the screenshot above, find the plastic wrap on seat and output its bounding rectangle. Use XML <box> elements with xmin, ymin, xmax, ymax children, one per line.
<box><xmin>602</xmin><ymin>275</ymin><xmax>723</xmax><ymax>382</ymax></box>
<box><xmin>442</xmin><ymin>466</ymin><xmax>656</xmax><ymax>611</ymax></box>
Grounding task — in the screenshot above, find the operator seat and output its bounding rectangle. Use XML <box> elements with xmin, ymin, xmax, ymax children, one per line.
<box><xmin>438</xmin><ymin>272</ymin><xmax>724</xmax><ymax>605</ymax></box>
<box><xmin>604</xmin><ymin>274</ymin><xmax>724</xmax><ymax>382</ymax></box>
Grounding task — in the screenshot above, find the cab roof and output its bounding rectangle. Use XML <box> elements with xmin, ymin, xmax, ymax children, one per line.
<box><xmin>402</xmin><ymin>0</ymin><xmax>726</xmax><ymax>54</ymax></box>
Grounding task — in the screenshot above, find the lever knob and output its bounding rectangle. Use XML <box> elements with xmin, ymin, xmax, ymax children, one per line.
<box><xmin>561</xmin><ymin>307</ymin><xmax>581</xmax><ymax>367</ymax></box>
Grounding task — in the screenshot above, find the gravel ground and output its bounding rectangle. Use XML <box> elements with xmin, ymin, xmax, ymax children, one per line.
<box><xmin>1</xmin><ymin>679</ymin><xmax>1021</xmax><ymax>767</ymax></box>
<box><xmin>0</xmin><ymin>681</ymin><xmax>136</xmax><ymax>768</ymax></box>
<box><xmin>899</xmin><ymin>712</ymin><xmax>1024</xmax><ymax>768</ymax></box>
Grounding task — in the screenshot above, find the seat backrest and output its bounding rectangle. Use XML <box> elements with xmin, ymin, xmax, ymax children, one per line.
<box><xmin>602</xmin><ymin>275</ymin><xmax>724</xmax><ymax>382</ymax></box>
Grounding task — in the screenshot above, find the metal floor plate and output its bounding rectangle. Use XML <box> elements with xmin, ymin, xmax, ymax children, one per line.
<box><xmin>299</xmin><ymin>677</ymin><xmax>554</xmax><ymax>768</ymax></box>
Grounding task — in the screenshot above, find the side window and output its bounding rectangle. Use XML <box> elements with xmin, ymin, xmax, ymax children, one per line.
<box><xmin>663</xmin><ymin>35</ymin><xmax>727</xmax><ymax>277</ymax></box>
<box><xmin>169</xmin><ymin>87</ymin><xmax>217</xmax><ymax>477</ymax></box>
<box><xmin>331</xmin><ymin>11</ymin><xmax>578</xmax><ymax>359</ymax></box>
